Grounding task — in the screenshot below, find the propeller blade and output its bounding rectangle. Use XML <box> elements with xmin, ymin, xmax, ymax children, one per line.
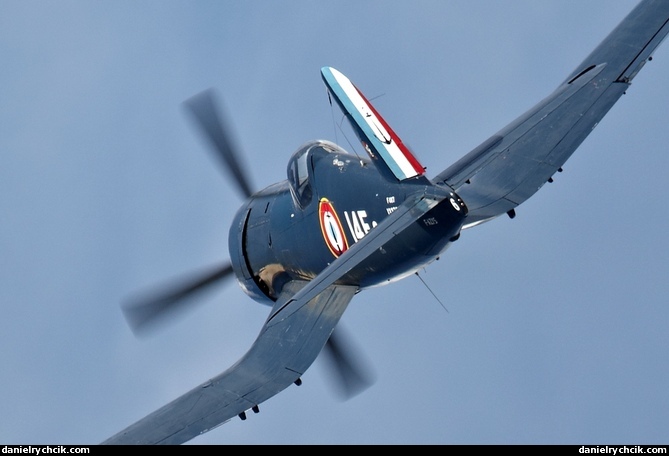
<box><xmin>122</xmin><ymin>262</ymin><xmax>235</xmax><ymax>337</ymax></box>
<box><xmin>183</xmin><ymin>89</ymin><xmax>254</xmax><ymax>199</ymax></box>
<box><xmin>322</xmin><ymin>326</ymin><xmax>376</xmax><ymax>400</ymax></box>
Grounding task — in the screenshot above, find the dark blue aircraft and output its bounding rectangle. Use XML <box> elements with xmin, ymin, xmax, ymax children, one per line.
<box><xmin>104</xmin><ymin>0</ymin><xmax>669</xmax><ymax>444</ymax></box>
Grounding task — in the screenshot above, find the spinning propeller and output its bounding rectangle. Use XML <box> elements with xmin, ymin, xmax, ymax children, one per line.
<box><xmin>121</xmin><ymin>89</ymin><xmax>374</xmax><ymax>399</ymax></box>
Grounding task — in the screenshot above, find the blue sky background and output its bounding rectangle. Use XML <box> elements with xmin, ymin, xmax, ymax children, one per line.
<box><xmin>1</xmin><ymin>0</ymin><xmax>668</xmax><ymax>445</ymax></box>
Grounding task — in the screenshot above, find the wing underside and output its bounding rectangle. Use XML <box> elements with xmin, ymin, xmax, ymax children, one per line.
<box><xmin>433</xmin><ymin>0</ymin><xmax>669</xmax><ymax>227</ymax></box>
<box><xmin>103</xmin><ymin>281</ymin><xmax>357</xmax><ymax>445</ymax></box>
<box><xmin>103</xmin><ymin>186</ymin><xmax>450</xmax><ymax>445</ymax></box>
<box><xmin>103</xmin><ymin>0</ymin><xmax>669</xmax><ymax>445</ymax></box>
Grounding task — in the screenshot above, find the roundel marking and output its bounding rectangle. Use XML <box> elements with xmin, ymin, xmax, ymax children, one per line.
<box><xmin>318</xmin><ymin>198</ymin><xmax>349</xmax><ymax>258</ymax></box>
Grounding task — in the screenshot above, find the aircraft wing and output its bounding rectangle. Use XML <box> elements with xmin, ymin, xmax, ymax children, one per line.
<box><xmin>103</xmin><ymin>281</ymin><xmax>357</xmax><ymax>444</ymax></box>
<box><xmin>265</xmin><ymin>185</ymin><xmax>450</xmax><ymax>324</ymax></box>
<box><xmin>103</xmin><ymin>186</ymin><xmax>449</xmax><ymax>445</ymax></box>
<box><xmin>433</xmin><ymin>0</ymin><xmax>669</xmax><ymax>228</ymax></box>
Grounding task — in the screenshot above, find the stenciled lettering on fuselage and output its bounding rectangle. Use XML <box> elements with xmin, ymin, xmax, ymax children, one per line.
<box><xmin>318</xmin><ymin>198</ymin><xmax>349</xmax><ymax>258</ymax></box>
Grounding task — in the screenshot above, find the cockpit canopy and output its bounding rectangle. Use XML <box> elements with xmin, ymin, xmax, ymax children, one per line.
<box><xmin>286</xmin><ymin>140</ymin><xmax>347</xmax><ymax>208</ymax></box>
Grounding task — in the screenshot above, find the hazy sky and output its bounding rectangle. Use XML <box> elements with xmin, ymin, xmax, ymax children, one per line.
<box><xmin>1</xmin><ymin>0</ymin><xmax>668</xmax><ymax>445</ymax></box>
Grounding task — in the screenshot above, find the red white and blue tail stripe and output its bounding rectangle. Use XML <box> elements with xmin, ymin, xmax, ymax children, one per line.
<box><xmin>321</xmin><ymin>67</ymin><xmax>425</xmax><ymax>182</ymax></box>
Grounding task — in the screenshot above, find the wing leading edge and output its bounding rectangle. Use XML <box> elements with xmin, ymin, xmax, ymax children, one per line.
<box><xmin>103</xmin><ymin>184</ymin><xmax>452</xmax><ymax>444</ymax></box>
<box><xmin>103</xmin><ymin>281</ymin><xmax>357</xmax><ymax>444</ymax></box>
<box><xmin>104</xmin><ymin>0</ymin><xmax>669</xmax><ymax>444</ymax></box>
<box><xmin>433</xmin><ymin>0</ymin><xmax>669</xmax><ymax>227</ymax></box>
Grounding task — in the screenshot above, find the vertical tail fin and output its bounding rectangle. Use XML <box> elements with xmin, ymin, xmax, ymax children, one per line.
<box><xmin>321</xmin><ymin>67</ymin><xmax>426</xmax><ymax>182</ymax></box>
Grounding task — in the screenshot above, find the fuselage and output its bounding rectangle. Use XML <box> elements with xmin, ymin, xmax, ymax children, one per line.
<box><xmin>228</xmin><ymin>140</ymin><xmax>467</xmax><ymax>304</ymax></box>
